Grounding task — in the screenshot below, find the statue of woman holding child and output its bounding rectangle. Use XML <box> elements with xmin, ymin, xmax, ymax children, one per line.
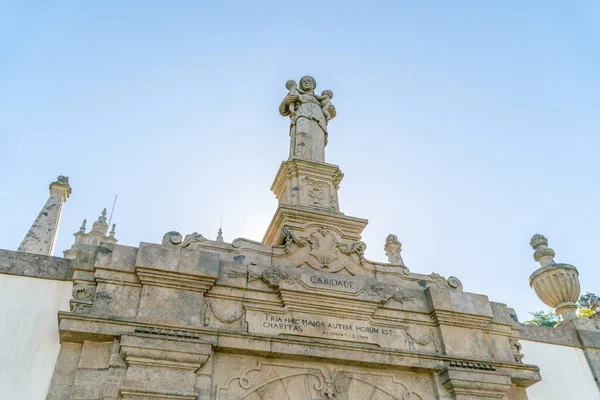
<box><xmin>279</xmin><ymin>76</ymin><xmax>336</xmax><ymax>163</ymax></box>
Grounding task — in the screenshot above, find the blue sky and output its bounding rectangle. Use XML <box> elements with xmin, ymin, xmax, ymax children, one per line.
<box><xmin>1</xmin><ymin>1</ymin><xmax>599</xmax><ymax>319</ymax></box>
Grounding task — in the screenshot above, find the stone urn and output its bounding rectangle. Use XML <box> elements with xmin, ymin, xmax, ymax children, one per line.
<box><xmin>528</xmin><ymin>234</ymin><xmax>580</xmax><ymax>322</ymax></box>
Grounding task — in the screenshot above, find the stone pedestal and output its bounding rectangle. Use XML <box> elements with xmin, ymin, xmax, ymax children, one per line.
<box><xmin>265</xmin><ymin>158</ymin><xmax>368</xmax><ymax>246</ymax></box>
<box><xmin>271</xmin><ymin>158</ymin><xmax>343</xmax><ymax>212</ymax></box>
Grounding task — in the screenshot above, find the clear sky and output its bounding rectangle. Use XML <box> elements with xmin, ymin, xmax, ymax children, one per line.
<box><xmin>1</xmin><ymin>1</ymin><xmax>598</xmax><ymax>320</ymax></box>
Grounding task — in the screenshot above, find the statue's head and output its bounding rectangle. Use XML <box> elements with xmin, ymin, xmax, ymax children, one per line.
<box><xmin>285</xmin><ymin>79</ymin><xmax>297</xmax><ymax>90</ymax></box>
<box><xmin>299</xmin><ymin>76</ymin><xmax>316</xmax><ymax>91</ymax></box>
<box><xmin>321</xmin><ymin>89</ymin><xmax>333</xmax><ymax>99</ymax></box>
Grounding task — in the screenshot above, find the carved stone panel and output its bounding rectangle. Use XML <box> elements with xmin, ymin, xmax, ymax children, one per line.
<box><xmin>215</xmin><ymin>356</ymin><xmax>434</xmax><ymax>400</ymax></box>
<box><xmin>245</xmin><ymin>308</ymin><xmax>439</xmax><ymax>353</ymax></box>
<box><xmin>274</xmin><ymin>226</ymin><xmax>367</xmax><ymax>273</ymax></box>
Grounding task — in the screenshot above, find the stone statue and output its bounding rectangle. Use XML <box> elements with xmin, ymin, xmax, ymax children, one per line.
<box><xmin>279</xmin><ymin>76</ymin><xmax>336</xmax><ymax>162</ymax></box>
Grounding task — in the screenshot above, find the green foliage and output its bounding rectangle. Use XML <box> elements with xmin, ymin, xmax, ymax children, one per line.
<box><xmin>526</xmin><ymin>310</ymin><xmax>558</xmax><ymax>327</ymax></box>
<box><xmin>578</xmin><ymin>292</ymin><xmax>597</xmax><ymax>309</ymax></box>
<box><xmin>528</xmin><ymin>292</ymin><xmax>598</xmax><ymax>326</ymax></box>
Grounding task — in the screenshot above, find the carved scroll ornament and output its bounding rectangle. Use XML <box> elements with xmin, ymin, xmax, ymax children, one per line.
<box><xmin>162</xmin><ymin>231</ymin><xmax>208</xmax><ymax>249</ymax></box>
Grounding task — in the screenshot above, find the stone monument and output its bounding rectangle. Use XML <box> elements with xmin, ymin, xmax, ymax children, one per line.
<box><xmin>4</xmin><ymin>77</ymin><xmax>555</xmax><ymax>399</ymax></box>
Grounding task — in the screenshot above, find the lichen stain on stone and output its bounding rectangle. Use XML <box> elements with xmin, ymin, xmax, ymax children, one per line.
<box><xmin>233</xmin><ymin>255</ymin><xmax>246</xmax><ymax>264</ymax></box>
<box><xmin>418</xmin><ymin>280</ymin><xmax>427</xmax><ymax>288</ymax></box>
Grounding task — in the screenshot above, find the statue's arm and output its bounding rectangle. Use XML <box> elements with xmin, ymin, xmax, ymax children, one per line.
<box><xmin>279</xmin><ymin>94</ymin><xmax>298</xmax><ymax>116</ymax></box>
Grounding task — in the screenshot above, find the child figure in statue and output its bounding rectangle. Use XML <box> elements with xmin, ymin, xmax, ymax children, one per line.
<box><xmin>285</xmin><ymin>80</ymin><xmax>303</xmax><ymax>114</ymax></box>
<box><xmin>317</xmin><ymin>90</ymin><xmax>334</xmax><ymax>120</ymax></box>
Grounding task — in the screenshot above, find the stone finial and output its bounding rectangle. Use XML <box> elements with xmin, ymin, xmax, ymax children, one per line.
<box><xmin>49</xmin><ymin>175</ymin><xmax>72</xmax><ymax>201</ymax></box>
<box><xmin>18</xmin><ymin>175</ymin><xmax>72</xmax><ymax>256</ymax></box>
<box><xmin>91</xmin><ymin>208</ymin><xmax>109</xmax><ymax>236</ymax></box>
<box><xmin>216</xmin><ymin>227</ymin><xmax>224</xmax><ymax>243</ymax></box>
<box><xmin>384</xmin><ymin>234</ymin><xmax>405</xmax><ymax>266</ymax></box>
<box><xmin>530</xmin><ymin>234</ymin><xmax>556</xmax><ymax>267</ymax></box>
<box><xmin>79</xmin><ymin>219</ymin><xmax>87</xmax><ymax>234</ymax></box>
<box><xmin>99</xmin><ymin>208</ymin><xmax>107</xmax><ymax>224</ymax></box>
<box><xmin>109</xmin><ymin>224</ymin><xmax>116</xmax><ymax>238</ymax></box>
<box><xmin>528</xmin><ymin>234</ymin><xmax>581</xmax><ymax>323</ymax></box>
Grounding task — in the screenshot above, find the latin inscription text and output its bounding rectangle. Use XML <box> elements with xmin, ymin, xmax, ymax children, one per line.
<box><xmin>261</xmin><ymin>313</ymin><xmax>393</xmax><ymax>341</ymax></box>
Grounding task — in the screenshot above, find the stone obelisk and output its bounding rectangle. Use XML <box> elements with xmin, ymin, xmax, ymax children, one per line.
<box><xmin>17</xmin><ymin>175</ymin><xmax>71</xmax><ymax>256</ymax></box>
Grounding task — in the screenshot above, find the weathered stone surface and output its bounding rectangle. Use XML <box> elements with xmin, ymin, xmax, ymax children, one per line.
<box><xmin>46</xmin><ymin>343</ymin><xmax>82</xmax><ymax>400</ymax></box>
<box><xmin>0</xmin><ymin>248</ymin><xmax>72</xmax><ymax>280</ymax></box>
<box><xmin>18</xmin><ymin>176</ymin><xmax>71</xmax><ymax>256</ymax></box>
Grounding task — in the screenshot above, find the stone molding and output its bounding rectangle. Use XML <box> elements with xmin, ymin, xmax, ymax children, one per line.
<box><xmin>57</xmin><ymin>313</ymin><xmax>541</xmax><ymax>379</ymax></box>
<box><xmin>119</xmin><ymin>334</ymin><xmax>211</xmax><ymax>371</ymax></box>
<box><xmin>440</xmin><ymin>367</ymin><xmax>512</xmax><ymax>399</ymax></box>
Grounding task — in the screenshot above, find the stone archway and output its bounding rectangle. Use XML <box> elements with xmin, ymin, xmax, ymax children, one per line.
<box><xmin>236</xmin><ymin>372</ymin><xmax>424</xmax><ymax>400</ymax></box>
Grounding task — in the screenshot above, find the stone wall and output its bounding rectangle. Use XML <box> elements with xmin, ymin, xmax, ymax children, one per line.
<box><xmin>0</xmin><ymin>274</ymin><xmax>71</xmax><ymax>398</ymax></box>
<box><xmin>37</xmin><ymin>232</ymin><xmax>541</xmax><ymax>400</ymax></box>
<box><xmin>521</xmin><ymin>340</ymin><xmax>600</xmax><ymax>400</ymax></box>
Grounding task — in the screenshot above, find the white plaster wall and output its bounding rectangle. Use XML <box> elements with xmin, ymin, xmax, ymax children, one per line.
<box><xmin>0</xmin><ymin>274</ymin><xmax>71</xmax><ymax>399</ymax></box>
<box><xmin>522</xmin><ymin>339</ymin><xmax>600</xmax><ymax>400</ymax></box>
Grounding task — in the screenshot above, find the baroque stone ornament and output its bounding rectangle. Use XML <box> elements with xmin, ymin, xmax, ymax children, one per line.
<box><xmin>307</xmin><ymin>227</ymin><xmax>340</xmax><ymax>267</ymax></box>
<box><xmin>528</xmin><ymin>234</ymin><xmax>581</xmax><ymax>322</ymax></box>
<box><xmin>429</xmin><ymin>272</ymin><xmax>464</xmax><ymax>292</ymax></box>
<box><xmin>203</xmin><ymin>301</ymin><xmax>244</xmax><ymax>326</ymax></box>
<box><xmin>384</xmin><ymin>234</ymin><xmax>405</xmax><ymax>266</ymax></box>
<box><xmin>261</xmin><ymin>266</ymin><xmax>299</xmax><ymax>288</ymax></box>
<box><xmin>72</xmin><ymin>284</ymin><xmax>95</xmax><ymax>300</ymax></box>
<box><xmin>362</xmin><ymin>279</ymin><xmax>415</xmax><ymax>305</ymax></box>
<box><xmin>337</xmin><ymin>240</ymin><xmax>367</xmax><ymax>265</ymax></box>
<box><xmin>510</xmin><ymin>339</ymin><xmax>524</xmax><ymax>364</ymax></box>
<box><xmin>280</xmin><ymin>76</ymin><xmax>337</xmax><ymax>162</ymax></box>
<box><xmin>282</xmin><ymin>226</ymin><xmax>307</xmax><ymax>254</ymax></box>
<box><xmin>406</xmin><ymin>328</ymin><xmax>440</xmax><ymax>353</ymax></box>
<box><xmin>162</xmin><ymin>231</ymin><xmax>208</xmax><ymax>249</ymax></box>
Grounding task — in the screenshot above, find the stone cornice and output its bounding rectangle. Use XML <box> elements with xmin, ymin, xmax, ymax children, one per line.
<box><xmin>263</xmin><ymin>205</ymin><xmax>368</xmax><ymax>245</ymax></box>
<box><xmin>57</xmin><ymin>312</ymin><xmax>540</xmax><ymax>387</ymax></box>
